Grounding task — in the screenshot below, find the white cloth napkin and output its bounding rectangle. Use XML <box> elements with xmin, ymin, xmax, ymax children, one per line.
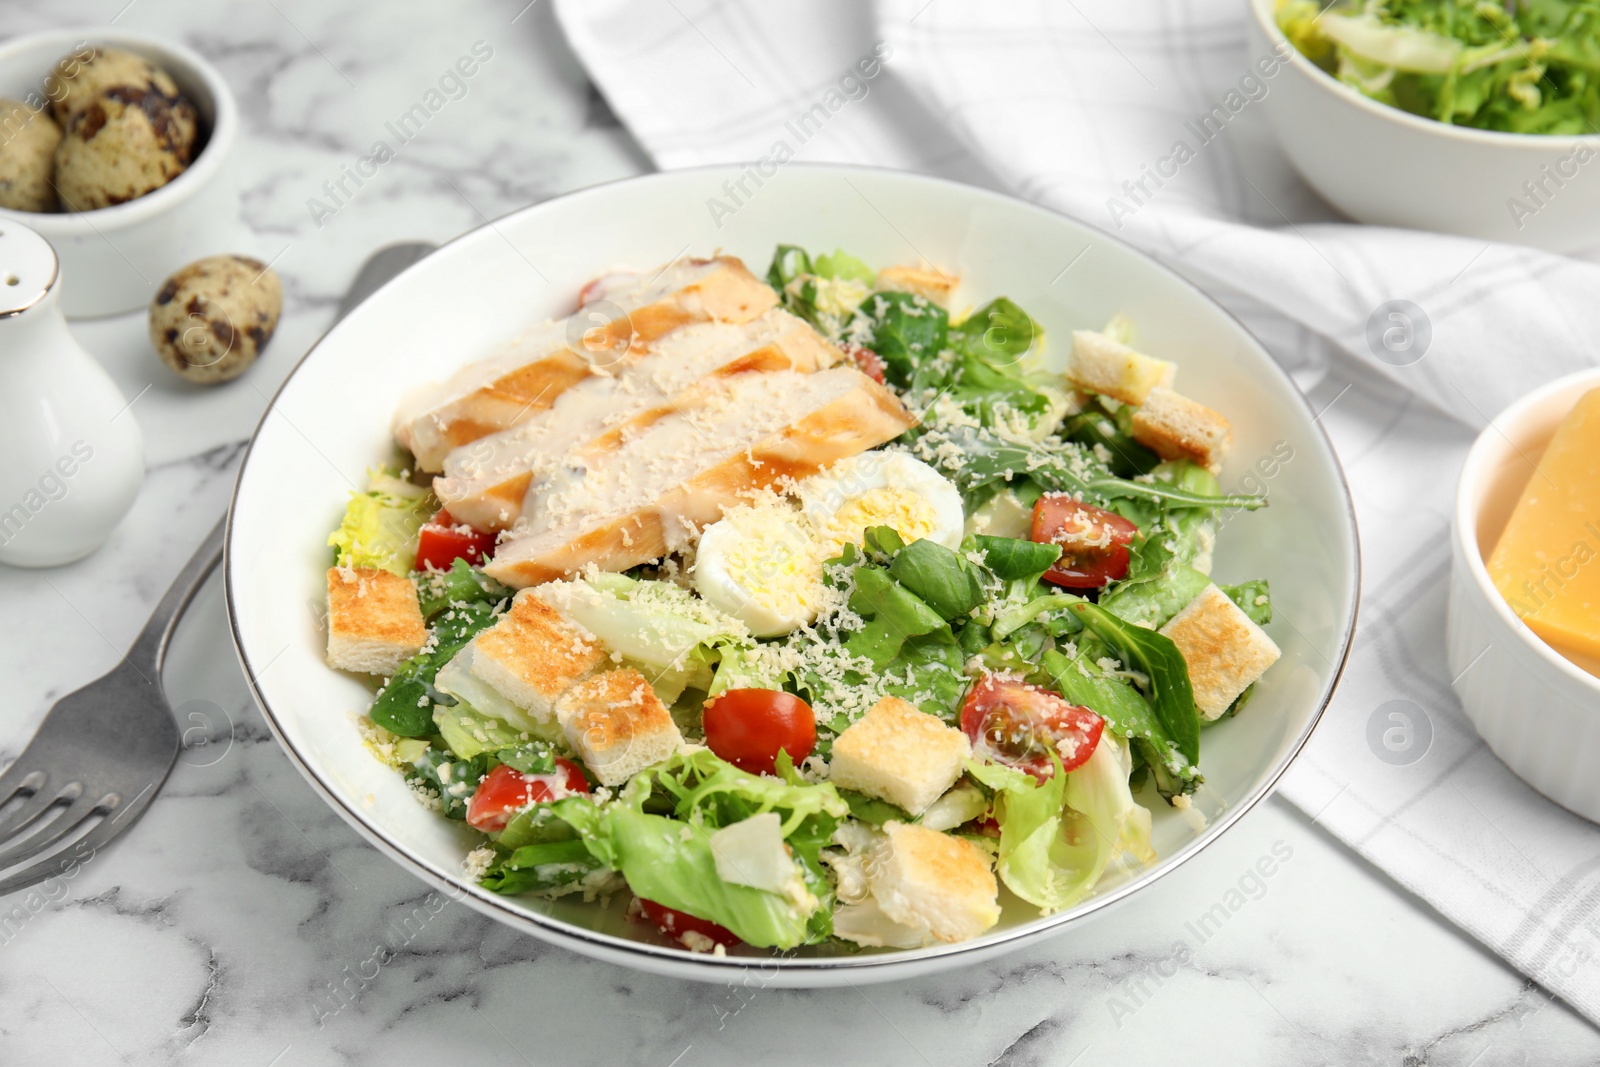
<box><xmin>554</xmin><ymin>0</ymin><xmax>1600</xmax><ymax>1022</ymax></box>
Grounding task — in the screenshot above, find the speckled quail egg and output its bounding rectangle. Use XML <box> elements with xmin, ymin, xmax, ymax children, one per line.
<box><xmin>0</xmin><ymin>98</ymin><xmax>62</xmax><ymax>211</ymax></box>
<box><xmin>48</xmin><ymin>47</ymin><xmax>185</xmax><ymax>128</ymax></box>
<box><xmin>149</xmin><ymin>256</ymin><xmax>282</xmax><ymax>384</ymax></box>
<box><xmin>54</xmin><ymin>82</ymin><xmax>199</xmax><ymax>210</ymax></box>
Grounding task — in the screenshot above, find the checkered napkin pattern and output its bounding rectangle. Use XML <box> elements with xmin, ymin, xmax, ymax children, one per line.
<box><xmin>555</xmin><ymin>0</ymin><xmax>1600</xmax><ymax>1022</ymax></box>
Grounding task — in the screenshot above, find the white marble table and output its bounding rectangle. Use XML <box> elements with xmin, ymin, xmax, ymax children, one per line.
<box><xmin>2</xmin><ymin>2</ymin><xmax>1598</xmax><ymax>1064</ymax></box>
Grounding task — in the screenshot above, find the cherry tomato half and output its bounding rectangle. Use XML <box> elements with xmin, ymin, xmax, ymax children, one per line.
<box><xmin>465</xmin><ymin>758</ymin><xmax>590</xmax><ymax>832</ymax></box>
<box><xmin>415</xmin><ymin>508</ymin><xmax>499</xmax><ymax>571</ymax></box>
<box><xmin>1030</xmin><ymin>496</ymin><xmax>1138</xmax><ymax>588</ymax></box>
<box><xmin>842</xmin><ymin>343</ymin><xmax>888</xmax><ymax>385</ymax></box>
<box><xmin>638</xmin><ymin>899</ymin><xmax>741</xmax><ymax>949</ymax></box>
<box><xmin>960</xmin><ymin>674</ymin><xmax>1105</xmax><ymax>781</ymax></box>
<box><xmin>702</xmin><ymin>689</ymin><xmax>817</xmax><ymax>776</ymax></box>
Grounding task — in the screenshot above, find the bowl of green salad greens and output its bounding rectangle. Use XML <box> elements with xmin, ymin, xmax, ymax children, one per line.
<box><xmin>1249</xmin><ymin>0</ymin><xmax>1600</xmax><ymax>251</ymax></box>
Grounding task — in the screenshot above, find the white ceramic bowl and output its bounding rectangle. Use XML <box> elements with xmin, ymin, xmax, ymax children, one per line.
<box><xmin>226</xmin><ymin>165</ymin><xmax>1361</xmax><ymax>985</ymax></box>
<box><xmin>0</xmin><ymin>28</ymin><xmax>240</xmax><ymax>318</ymax></box>
<box><xmin>1246</xmin><ymin>0</ymin><xmax>1600</xmax><ymax>253</ymax></box>
<box><xmin>1449</xmin><ymin>368</ymin><xmax>1600</xmax><ymax>821</ymax></box>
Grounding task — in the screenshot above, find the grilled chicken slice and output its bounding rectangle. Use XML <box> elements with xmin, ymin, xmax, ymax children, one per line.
<box><xmin>484</xmin><ymin>366</ymin><xmax>917</xmax><ymax>587</ymax></box>
<box><xmin>433</xmin><ymin>309</ymin><xmax>841</xmax><ymax>531</ymax></box>
<box><xmin>393</xmin><ymin>256</ymin><xmax>776</xmax><ymax>470</ymax></box>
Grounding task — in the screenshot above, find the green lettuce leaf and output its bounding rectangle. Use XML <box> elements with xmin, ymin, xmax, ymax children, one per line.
<box><xmin>568</xmin><ymin>751</ymin><xmax>849</xmax><ymax>946</ymax></box>
<box><xmin>416</xmin><ymin>558</ymin><xmax>508</xmax><ymax>618</ymax></box>
<box><xmin>972</xmin><ymin>534</ymin><xmax>1060</xmax><ymax>582</ymax></box>
<box><xmin>812</xmin><ymin>249</ymin><xmax>875</xmax><ymax>285</ymax></box>
<box><xmin>432</xmin><ymin>701</ymin><xmax>525</xmax><ymax>760</ymax></box>
<box><xmin>856</xmin><ymin>290</ymin><xmax>949</xmax><ymax>388</ymax></box>
<box><xmin>327</xmin><ymin>469</ymin><xmax>434</xmax><ymax>575</ymax></box>
<box><xmin>370</xmin><ymin>598</ymin><xmax>499</xmax><ymax>737</ymax></box>
<box><xmin>1222</xmin><ymin>579</ymin><xmax>1273</xmax><ymax>626</ymax></box>
<box><xmin>887</xmin><ymin>538</ymin><xmax>986</xmax><ymax>621</ymax></box>
<box><xmin>968</xmin><ymin>736</ymin><xmax>1151</xmax><ymax>910</ymax></box>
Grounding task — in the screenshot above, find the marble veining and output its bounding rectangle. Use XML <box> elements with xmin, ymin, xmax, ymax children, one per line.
<box><xmin>0</xmin><ymin>0</ymin><xmax>1596</xmax><ymax>1063</ymax></box>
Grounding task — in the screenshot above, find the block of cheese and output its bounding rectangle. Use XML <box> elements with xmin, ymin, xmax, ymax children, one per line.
<box><xmin>392</xmin><ymin>257</ymin><xmax>777</xmax><ymax>470</ymax></box>
<box><xmin>1487</xmin><ymin>387</ymin><xmax>1600</xmax><ymax>670</ymax></box>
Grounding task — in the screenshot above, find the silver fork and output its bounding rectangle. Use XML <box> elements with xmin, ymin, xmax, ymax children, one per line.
<box><xmin>0</xmin><ymin>240</ymin><xmax>436</xmax><ymax>895</ymax></box>
<box><xmin>0</xmin><ymin>517</ymin><xmax>223</xmax><ymax>893</ymax></box>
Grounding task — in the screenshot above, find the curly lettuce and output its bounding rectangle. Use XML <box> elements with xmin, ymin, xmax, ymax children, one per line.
<box><xmin>328</xmin><ymin>468</ymin><xmax>434</xmax><ymax>575</ymax></box>
<box><xmin>968</xmin><ymin>736</ymin><xmax>1153</xmax><ymax>911</ymax></box>
<box><xmin>1279</xmin><ymin>0</ymin><xmax>1600</xmax><ymax>134</ymax></box>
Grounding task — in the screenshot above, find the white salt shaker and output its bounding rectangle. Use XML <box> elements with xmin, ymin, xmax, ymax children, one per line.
<box><xmin>0</xmin><ymin>221</ymin><xmax>144</xmax><ymax>566</ymax></box>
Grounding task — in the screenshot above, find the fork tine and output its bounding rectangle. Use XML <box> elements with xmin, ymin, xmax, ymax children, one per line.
<box><xmin>0</xmin><ymin>763</ymin><xmax>47</xmax><ymax>807</ymax></box>
<box><xmin>0</xmin><ymin>779</ymin><xmax>80</xmax><ymax>841</ymax></box>
<box><xmin>0</xmin><ymin>837</ymin><xmax>92</xmax><ymax>897</ymax></box>
<box><xmin>0</xmin><ymin>793</ymin><xmax>147</xmax><ymax>896</ymax></box>
<box><xmin>0</xmin><ymin>793</ymin><xmax>104</xmax><ymax>870</ymax></box>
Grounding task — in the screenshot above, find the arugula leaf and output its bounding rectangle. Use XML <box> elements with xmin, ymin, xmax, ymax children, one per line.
<box><xmin>1040</xmin><ymin>647</ymin><xmax>1193</xmax><ymax>788</ymax></box>
<box><xmin>495</xmin><ymin>740</ymin><xmax>560</xmax><ymax>776</ymax></box>
<box><xmin>861</xmin><ymin>524</ymin><xmax>906</xmax><ymax>560</ymax></box>
<box><xmin>1067</xmin><ymin>600</ymin><xmax>1200</xmax><ymax>768</ymax></box>
<box><xmin>767</xmin><ymin>244</ymin><xmax>821</xmax><ymax>324</ymax></box>
<box><xmin>991</xmin><ymin>592</ymin><xmax>1080</xmax><ymax>642</ymax></box>
<box><xmin>1062</xmin><ymin>408</ymin><xmax>1161</xmax><ymax>479</ymax></box>
<box><xmin>911</xmin><ymin>421</ymin><xmax>1265</xmax><ymax>515</ymax></box>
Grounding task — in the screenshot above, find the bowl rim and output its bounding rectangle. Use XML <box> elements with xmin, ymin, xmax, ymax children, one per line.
<box><xmin>1454</xmin><ymin>365</ymin><xmax>1600</xmax><ymax>696</ymax></box>
<box><xmin>224</xmin><ymin>162</ymin><xmax>1363</xmax><ymax>974</ymax></box>
<box><xmin>0</xmin><ymin>26</ymin><xmax>238</xmax><ymax>229</ymax></box>
<box><xmin>1246</xmin><ymin>0</ymin><xmax>1600</xmax><ymax>150</ymax></box>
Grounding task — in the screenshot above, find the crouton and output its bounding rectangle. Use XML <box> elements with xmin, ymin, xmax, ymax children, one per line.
<box><xmin>876</xmin><ymin>265</ymin><xmax>957</xmax><ymax>307</ymax></box>
<box><xmin>325</xmin><ymin>566</ymin><xmax>426</xmax><ymax>676</ymax></box>
<box><xmin>555</xmin><ymin>668</ymin><xmax>683</xmax><ymax>786</ymax></box>
<box><xmin>873</xmin><ymin>822</ymin><xmax>1000</xmax><ymax>943</ymax></box>
<box><xmin>1129</xmin><ymin>387</ymin><xmax>1233</xmax><ymax>473</ymax></box>
<box><xmin>1066</xmin><ymin>330</ymin><xmax>1176</xmax><ymax>405</ymax></box>
<box><xmin>1159</xmin><ymin>584</ymin><xmax>1281</xmax><ymax>720</ymax></box>
<box><xmin>469</xmin><ymin>589</ymin><xmax>607</xmax><ymax>721</ymax></box>
<box><xmin>829</xmin><ymin>697</ymin><xmax>971</xmax><ymax>815</ymax></box>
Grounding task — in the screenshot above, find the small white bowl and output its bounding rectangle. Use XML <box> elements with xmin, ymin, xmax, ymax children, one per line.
<box><xmin>0</xmin><ymin>28</ymin><xmax>240</xmax><ymax>318</ymax></box>
<box><xmin>1245</xmin><ymin>0</ymin><xmax>1600</xmax><ymax>253</ymax></box>
<box><xmin>1450</xmin><ymin>368</ymin><xmax>1600</xmax><ymax>821</ymax></box>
